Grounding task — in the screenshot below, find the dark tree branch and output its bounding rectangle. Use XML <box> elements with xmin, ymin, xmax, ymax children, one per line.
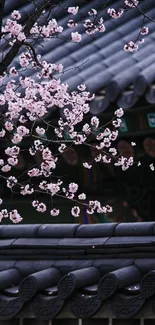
<box><xmin>0</xmin><ymin>0</ymin><xmax>53</xmax><ymax>75</ymax></box>
<box><xmin>0</xmin><ymin>0</ymin><xmax>5</xmax><ymax>39</ymax></box>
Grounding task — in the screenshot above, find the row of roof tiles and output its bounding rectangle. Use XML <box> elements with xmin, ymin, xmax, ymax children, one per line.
<box><xmin>0</xmin><ymin>257</ymin><xmax>155</xmax><ymax>319</ymax></box>
<box><xmin>0</xmin><ymin>223</ymin><xmax>155</xmax><ymax>319</ymax></box>
<box><xmin>0</xmin><ymin>222</ymin><xmax>155</xmax><ymax>238</ymax></box>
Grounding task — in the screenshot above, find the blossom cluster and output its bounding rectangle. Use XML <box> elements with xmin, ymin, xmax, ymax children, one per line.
<box><xmin>0</xmin><ymin>203</ymin><xmax>22</xmax><ymax>224</ymax></box>
<box><xmin>1</xmin><ymin>6</ymin><xmax>106</xmax><ymax>47</ymax></box>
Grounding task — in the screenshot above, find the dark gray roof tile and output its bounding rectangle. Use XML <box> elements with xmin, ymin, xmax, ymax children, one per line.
<box><xmin>0</xmin><ymin>239</ymin><xmax>15</xmax><ymax>248</ymax></box>
<box><xmin>140</xmin><ymin>270</ymin><xmax>155</xmax><ymax>298</ymax></box>
<box><xmin>146</xmin><ymin>86</ymin><xmax>155</xmax><ymax>104</ymax></box>
<box><xmin>13</xmin><ymin>238</ymin><xmax>61</xmax><ymax>248</ymax></box>
<box><xmin>98</xmin><ymin>265</ymin><xmax>141</xmax><ymax>299</ymax></box>
<box><xmin>0</xmin><ymin>225</ymin><xmax>41</xmax><ymax>238</ymax></box>
<box><xmin>32</xmin><ymin>294</ymin><xmax>64</xmax><ymax>319</ymax></box>
<box><xmin>70</xmin><ymin>293</ymin><xmax>102</xmax><ymax>319</ymax></box>
<box><xmin>106</xmin><ymin>66</ymin><xmax>141</xmax><ymax>101</ymax></box>
<box><xmin>58</xmin><ymin>266</ymin><xmax>100</xmax><ymax>298</ymax></box>
<box><xmin>76</xmin><ymin>223</ymin><xmax>117</xmax><ymax>237</ymax></box>
<box><xmin>117</xmin><ymin>90</ymin><xmax>138</xmax><ymax>110</ymax></box>
<box><xmin>93</xmin><ymin>259</ymin><xmax>134</xmax><ymax>275</ymax></box>
<box><xmin>105</xmin><ymin>236</ymin><xmax>155</xmax><ymax>247</ymax></box>
<box><xmin>19</xmin><ymin>267</ymin><xmax>61</xmax><ymax>301</ymax></box>
<box><xmin>134</xmin><ymin>63</ymin><xmax>155</xmax><ymax>96</ymax></box>
<box><xmin>114</xmin><ymin>222</ymin><xmax>155</xmax><ymax>236</ymax></box>
<box><xmin>37</xmin><ymin>224</ymin><xmax>79</xmax><ymax>238</ymax></box>
<box><xmin>111</xmin><ymin>292</ymin><xmax>145</xmax><ymax>318</ymax></box>
<box><xmin>58</xmin><ymin>237</ymin><xmax>109</xmax><ymax>248</ymax></box>
<box><xmin>54</xmin><ymin>260</ymin><xmax>93</xmax><ymax>275</ymax></box>
<box><xmin>90</xmin><ymin>96</ymin><xmax>110</xmax><ymax>115</ymax></box>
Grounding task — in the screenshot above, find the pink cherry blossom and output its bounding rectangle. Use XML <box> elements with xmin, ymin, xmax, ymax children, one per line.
<box><xmin>17</xmin><ymin>32</ymin><xmax>26</xmax><ymax>41</ymax></box>
<box><xmin>47</xmin><ymin>183</ymin><xmax>60</xmax><ymax>196</ymax></box>
<box><xmin>83</xmin><ymin>162</ymin><xmax>92</xmax><ymax>169</ymax></box>
<box><xmin>68</xmin><ymin>7</ymin><xmax>79</xmax><ymax>15</ymax></box>
<box><xmin>91</xmin><ymin>116</ymin><xmax>99</xmax><ymax>128</ymax></box>
<box><xmin>0</xmin><ymin>160</ymin><xmax>4</xmax><ymax>166</ymax></box>
<box><xmin>11</xmin><ymin>10</ymin><xmax>21</xmax><ymax>20</ymax></box>
<box><xmin>82</xmin><ymin>124</ymin><xmax>91</xmax><ymax>134</ymax></box>
<box><xmin>124</xmin><ymin>0</ymin><xmax>139</xmax><ymax>7</ymax></box>
<box><xmin>7</xmin><ymin>157</ymin><xmax>18</xmax><ymax>166</ymax></box>
<box><xmin>71</xmin><ymin>206</ymin><xmax>80</xmax><ymax>217</ymax></box>
<box><xmin>140</xmin><ymin>26</ymin><xmax>149</xmax><ymax>35</ymax></box>
<box><xmin>69</xmin><ymin>182</ymin><xmax>78</xmax><ymax>193</ymax></box>
<box><xmin>115</xmin><ymin>108</ymin><xmax>124</xmax><ymax>118</ymax></box>
<box><xmin>77</xmin><ymin>84</ymin><xmax>86</xmax><ymax>91</ymax></box>
<box><xmin>107</xmin><ymin>8</ymin><xmax>124</xmax><ymax>19</ymax></box>
<box><xmin>5</xmin><ymin>122</ymin><xmax>14</xmax><ymax>131</ymax></box>
<box><xmin>50</xmin><ymin>208</ymin><xmax>60</xmax><ymax>216</ymax></box>
<box><xmin>9</xmin><ymin>67</ymin><xmax>18</xmax><ymax>75</ymax></box>
<box><xmin>88</xmin><ymin>9</ymin><xmax>97</xmax><ymax>16</ymax></box>
<box><xmin>78</xmin><ymin>193</ymin><xmax>86</xmax><ymax>200</ymax></box>
<box><xmin>12</xmin><ymin>134</ymin><xmax>23</xmax><ymax>144</ymax></box>
<box><xmin>7</xmin><ymin>176</ymin><xmax>17</xmax><ymax>188</ymax></box>
<box><xmin>150</xmin><ymin>164</ymin><xmax>154</xmax><ymax>171</ymax></box>
<box><xmin>58</xmin><ymin>144</ymin><xmax>66</xmax><ymax>153</ymax></box>
<box><xmin>124</xmin><ymin>41</ymin><xmax>138</xmax><ymax>52</ymax></box>
<box><xmin>106</xmin><ymin>205</ymin><xmax>113</xmax><ymax>213</ymax></box>
<box><xmin>0</xmin><ymin>129</ymin><xmax>6</xmax><ymax>137</ymax></box>
<box><xmin>5</xmin><ymin>146</ymin><xmax>20</xmax><ymax>157</ymax></box>
<box><xmin>109</xmin><ymin>148</ymin><xmax>117</xmax><ymax>156</ymax></box>
<box><xmin>20</xmin><ymin>184</ymin><xmax>34</xmax><ymax>195</ymax></box>
<box><xmin>1</xmin><ymin>209</ymin><xmax>9</xmax><ymax>218</ymax></box>
<box><xmin>66</xmin><ymin>192</ymin><xmax>74</xmax><ymax>199</ymax></box>
<box><xmin>67</xmin><ymin>20</ymin><xmax>78</xmax><ymax>28</ymax></box>
<box><xmin>0</xmin><ymin>95</ymin><xmax>5</xmax><ymax>105</ymax></box>
<box><xmin>1</xmin><ymin>164</ymin><xmax>11</xmax><ymax>172</ymax></box>
<box><xmin>86</xmin><ymin>207</ymin><xmax>94</xmax><ymax>215</ymax></box>
<box><xmin>36</xmin><ymin>203</ymin><xmax>47</xmax><ymax>213</ymax></box>
<box><xmin>95</xmin><ymin>154</ymin><xmax>102</xmax><ymax>162</ymax></box>
<box><xmin>36</xmin><ymin>126</ymin><xmax>45</xmax><ymax>135</ymax></box>
<box><xmin>16</xmin><ymin>126</ymin><xmax>29</xmax><ymax>136</ymax></box>
<box><xmin>112</xmin><ymin>118</ymin><xmax>122</xmax><ymax>128</ymax></box>
<box><xmin>71</xmin><ymin>32</ymin><xmax>82</xmax><ymax>43</ymax></box>
<box><xmin>32</xmin><ymin>200</ymin><xmax>39</xmax><ymax>208</ymax></box>
<box><xmin>10</xmin><ymin>210</ymin><xmax>23</xmax><ymax>223</ymax></box>
<box><xmin>28</xmin><ymin>168</ymin><xmax>41</xmax><ymax>177</ymax></box>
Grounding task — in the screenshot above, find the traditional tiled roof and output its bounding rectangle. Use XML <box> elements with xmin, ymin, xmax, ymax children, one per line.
<box><xmin>2</xmin><ymin>0</ymin><xmax>155</xmax><ymax>115</ymax></box>
<box><xmin>1</xmin><ymin>223</ymin><xmax>155</xmax><ymax>320</ymax></box>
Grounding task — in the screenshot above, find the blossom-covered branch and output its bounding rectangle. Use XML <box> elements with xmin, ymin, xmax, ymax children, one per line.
<box><xmin>0</xmin><ymin>1</ymin><xmax>153</xmax><ymax>223</ymax></box>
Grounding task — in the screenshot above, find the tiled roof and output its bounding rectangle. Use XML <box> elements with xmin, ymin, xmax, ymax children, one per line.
<box><xmin>2</xmin><ymin>0</ymin><xmax>155</xmax><ymax>115</ymax></box>
<box><xmin>1</xmin><ymin>223</ymin><xmax>155</xmax><ymax>320</ymax></box>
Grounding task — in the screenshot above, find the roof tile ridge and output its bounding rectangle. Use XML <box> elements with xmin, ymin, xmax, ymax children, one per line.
<box><xmin>11</xmin><ymin>238</ymin><xmax>19</xmax><ymax>246</ymax></box>
<box><xmin>36</xmin><ymin>224</ymin><xmax>43</xmax><ymax>238</ymax></box>
<box><xmin>133</xmin><ymin>260</ymin><xmax>142</xmax><ymax>275</ymax></box>
<box><xmin>74</xmin><ymin>224</ymin><xmax>81</xmax><ymax>237</ymax></box>
<box><xmin>113</xmin><ymin>223</ymin><xmax>120</xmax><ymax>236</ymax></box>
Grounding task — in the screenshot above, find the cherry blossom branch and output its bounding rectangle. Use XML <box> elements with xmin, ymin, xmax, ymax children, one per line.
<box><xmin>133</xmin><ymin>1</ymin><xmax>155</xmax><ymax>23</ymax></box>
<box><xmin>22</xmin><ymin>41</ymin><xmax>43</xmax><ymax>68</ymax></box>
<box><xmin>0</xmin><ymin>0</ymin><xmax>51</xmax><ymax>75</ymax></box>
